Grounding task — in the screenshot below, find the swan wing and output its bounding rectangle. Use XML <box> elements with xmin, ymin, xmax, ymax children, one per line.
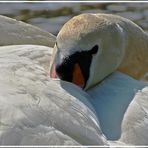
<box><xmin>0</xmin><ymin>15</ymin><xmax>55</xmax><ymax>47</ymax></box>
<box><xmin>0</xmin><ymin>45</ymin><xmax>107</xmax><ymax>145</ymax></box>
<box><xmin>120</xmin><ymin>85</ymin><xmax>148</xmax><ymax>145</ymax></box>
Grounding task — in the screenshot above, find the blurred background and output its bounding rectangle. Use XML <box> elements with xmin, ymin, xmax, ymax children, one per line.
<box><xmin>0</xmin><ymin>2</ymin><xmax>148</xmax><ymax>36</ymax></box>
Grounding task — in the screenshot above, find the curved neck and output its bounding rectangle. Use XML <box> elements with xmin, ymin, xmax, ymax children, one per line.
<box><xmin>118</xmin><ymin>21</ymin><xmax>148</xmax><ymax>80</ymax></box>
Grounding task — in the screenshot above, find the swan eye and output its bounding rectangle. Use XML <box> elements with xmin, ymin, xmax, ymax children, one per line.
<box><xmin>89</xmin><ymin>45</ymin><xmax>99</xmax><ymax>55</ymax></box>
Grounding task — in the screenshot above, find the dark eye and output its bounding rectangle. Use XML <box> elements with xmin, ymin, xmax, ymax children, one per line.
<box><xmin>89</xmin><ymin>45</ymin><xmax>99</xmax><ymax>55</ymax></box>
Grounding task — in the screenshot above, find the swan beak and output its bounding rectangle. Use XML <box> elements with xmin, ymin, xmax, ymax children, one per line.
<box><xmin>50</xmin><ymin>62</ymin><xmax>85</xmax><ymax>89</ymax></box>
<box><xmin>72</xmin><ymin>63</ymin><xmax>85</xmax><ymax>88</ymax></box>
<box><xmin>50</xmin><ymin>64</ymin><xmax>57</xmax><ymax>79</ymax></box>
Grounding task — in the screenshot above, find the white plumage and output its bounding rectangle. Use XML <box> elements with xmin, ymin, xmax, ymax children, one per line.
<box><xmin>0</xmin><ymin>45</ymin><xmax>107</xmax><ymax>145</ymax></box>
<box><xmin>0</xmin><ymin>14</ymin><xmax>147</xmax><ymax>146</ymax></box>
<box><xmin>120</xmin><ymin>86</ymin><xmax>148</xmax><ymax>145</ymax></box>
<box><xmin>0</xmin><ymin>15</ymin><xmax>55</xmax><ymax>46</ymax></box>
<box><xmin>88</xmin><ymin>72</ymin><xmax>148</xmax><ymax>144</ymax></box>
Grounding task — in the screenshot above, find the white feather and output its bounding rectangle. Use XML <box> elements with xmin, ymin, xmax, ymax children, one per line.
<box><xmin>0</xmin><ymin>45</ymin><xmax>107</xmax><ymax>145</ymax></box>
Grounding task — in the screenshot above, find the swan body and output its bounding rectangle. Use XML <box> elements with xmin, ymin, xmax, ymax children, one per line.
<box><xmin>2</xmin><ymin>44</ymin><xmax>146</xmax><ymax>146</ymax></box>
<box><xmin>0</xmin><ymin>45</ymin><xmax>107</xmax><ymax>145</ymax></box>
<box><xmin>0</xmin><ymin>14</ymin><xmax>148</xmax><ymax>146</ymax></box>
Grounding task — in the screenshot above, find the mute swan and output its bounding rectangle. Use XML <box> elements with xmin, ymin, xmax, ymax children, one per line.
<box><xmin>0</xmin><ymin>13</ymin><xmax>148</xmax><ymax>146</ymax></box>
<box><xmin>50</xmin><ymin>13</ymin><xmax>148</xmax><ymax>89</ymax></box>
<box><xmin>0</xmin><ymin>15</ymin><xmax>107</xmax><ymax>145</ymax></box>
<box><xmin>50</xmin><ymin>13</ymin><xmax>148</xmax><ymax>144</ymax></box>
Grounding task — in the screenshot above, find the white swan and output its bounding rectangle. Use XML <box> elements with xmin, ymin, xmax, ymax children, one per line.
<box><xmin>0</xmin><ymin>15</ymin><xmax>107</xmax><ymax>145</ymax></box>
<box><xmin>50</xmin><ymin>13</ymin><xmax>148</xmax><ymax>88</ymax></box>
<box><xmin>50</xmin><ymin>13</ymin><xmax>148</xmax><ymax>145</ymax></box>
<box><xmin>0</xmin><ymin>13</ymin><xmax>148</xmax><ymax>146</ymax></box>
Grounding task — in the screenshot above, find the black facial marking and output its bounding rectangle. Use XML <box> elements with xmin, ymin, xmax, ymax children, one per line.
<box><xmin>89</xmin><ymin>45</ymin><xmax>99</xmax><ymax>54</ymax></box>
<box><xmin>55</xmin><ymin>45</ymin><xmax>99</xmax><ymax>88</ymax></box>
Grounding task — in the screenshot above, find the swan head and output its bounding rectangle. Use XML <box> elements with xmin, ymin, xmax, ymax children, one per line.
<box><xmin>50</xmin><ymin>13</ymin><xmax>125</xmax><ymax>90</ymax></box>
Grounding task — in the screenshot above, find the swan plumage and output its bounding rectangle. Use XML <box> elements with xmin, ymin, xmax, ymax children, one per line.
<box><xmin>50</xmin><ymin>13</ymin><xmax>148</xmax><ymax>89</ymax></box>
<box><xmin>120</xmin><ymin>86</ymin><xmax>148</xmax><ymax>145</ymax></box>
<box><xmin>0</xmin><ymin>14</ymin><xmax>148</xmax><ymax>146</ymax></box>
<box><xmin>0</xmin><ymin>45</ymin><xmax>107</xmax><ymax>145</ymax></box>
<box><xmin>87</xmin><ymin>72</ymin><xmax>147</xmax><ymax>140</ymax></box>
<box><xmin>0</xmin><ymin>16</ymin><xmax>108</xmax><ymax>145</ymax></box>
<box><xmin>50</xmin><ymin>13</ymin><xmax>148</xmax><ymax>145</ymax></box>
<box><xmin>0</xmin><ymin>15</ymin><xmax>55</xmax><ymax>46</ymax></box>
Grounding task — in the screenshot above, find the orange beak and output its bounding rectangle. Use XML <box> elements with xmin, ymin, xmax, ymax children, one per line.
<box><xmin>50</xmin><ymin>63</ymin><xmax>85</xmax><ymax>89</ymax></box>
<box><xmin>72</xmin><ymin>63</ymin><xmax>85</xmax><ymax>88</ymax></box>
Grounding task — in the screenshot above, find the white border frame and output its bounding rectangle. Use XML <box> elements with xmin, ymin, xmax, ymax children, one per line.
<box><xmin>0</xmin><ymin>1</ymin><xmax>148</xmax><ymax>147</ymax></box>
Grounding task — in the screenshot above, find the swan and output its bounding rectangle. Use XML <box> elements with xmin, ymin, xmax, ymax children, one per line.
<box><xmin>0</xmin><ymin>15</ymin><xmax>107</xmax><ymax>145</ymax></box>
<box><xmin>0</xmin><ymin>13</ymin><xmax>148</xmax><ymax>146</ymax></box>
<box><xmin>50</xmin><ymin>13</ymin><xmax>148</xmax><ymax>145</ymax></box>
<box><xmin>50</xmin><ymin>13</ymin><xmax>148</xmax><ymax>88</ymax></box>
